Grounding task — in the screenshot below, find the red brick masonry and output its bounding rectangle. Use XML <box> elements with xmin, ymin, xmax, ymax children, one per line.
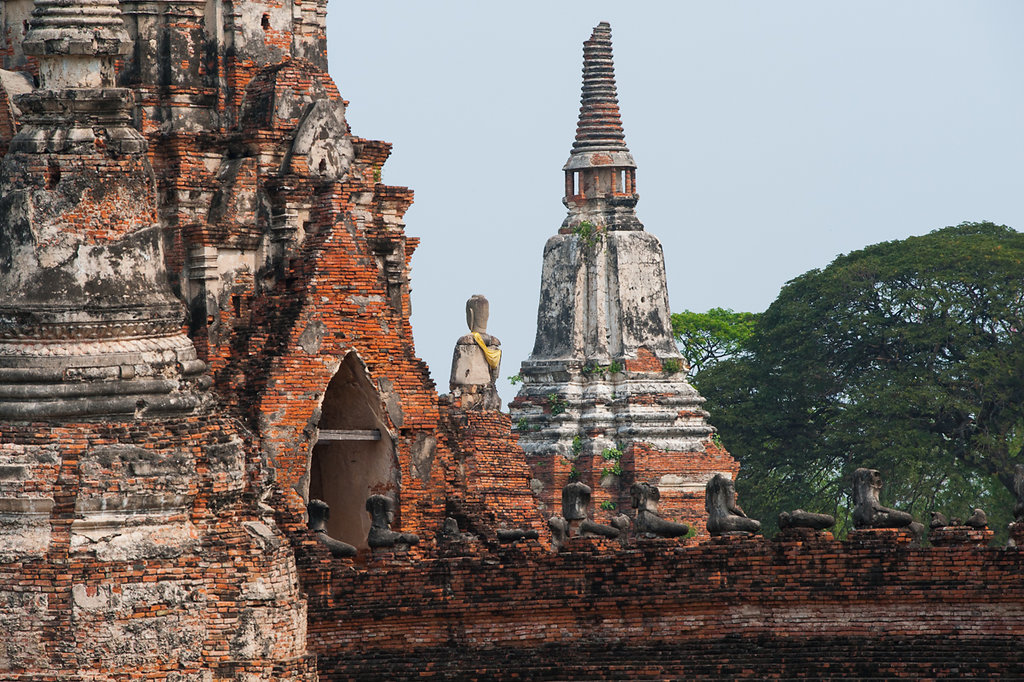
<box><xmin>301</xmin><ymin>528</ymin><xmax>1024</xmax><ymax>679</ymax></box>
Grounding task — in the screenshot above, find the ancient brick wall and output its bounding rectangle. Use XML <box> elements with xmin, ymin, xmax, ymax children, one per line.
<box><xmin>0</xmin><ymin>2</ymin><xmax>329</xmax><ymax>677</ymax></box>
<box><xmin>437</xmin><ymin>401</ymin><xmax>549</xmax><ymax>544</ymax></box>
<box><xmin>5</xmin><ymin>5</ymin><xmax>1016</xmax><ymax>680</ymax></box>
<box><xmin>0</xmin><ymin>419</ymin><xmax>316</xmax><ymax>680</ymax></box>
<box><xmin>0</xmin><ymin>0</ymin><xmax>527</xmax><ymax>571</ymax></box>
<box><xmin>298</xmin><ymin>529</ymin><xmax>1024</xmax><ymax>680</ymax></box>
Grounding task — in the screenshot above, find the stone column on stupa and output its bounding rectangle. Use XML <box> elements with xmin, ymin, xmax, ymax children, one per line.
<box><xmin>509</xmin><ymin>22</ymin><xmax>738</xmax><ymax>534</ymax></box>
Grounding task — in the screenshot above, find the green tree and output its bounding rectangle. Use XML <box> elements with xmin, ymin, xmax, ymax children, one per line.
<box><xmin>700</xmin><ymin>222</ymin><xmax>1024</xmax><ymax>539</ymax></box>
<box><xmin>671</xmin><ymin>308</ymin><xmax>758</xmax><ymax>379</ymax></box>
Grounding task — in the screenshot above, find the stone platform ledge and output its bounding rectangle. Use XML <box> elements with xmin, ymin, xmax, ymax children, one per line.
<box><xmin>635</xmin><ymin>535</ymin><xmax>693</xmax><ymax>550</ymax></box>
<box><xmin>707</xmin><ymin>532</ymin><xmax>765</xmax><ymax>545</ymax></box>
<box><xmin>772</xmin><ymin>527</ymin><xmax>837</xmax><ymax>543</ymax></box>
<box><xmin>495</xmin><ymin>542</ymin><xmax>547</xmax><ymax>561</ymax></box>
<box><xmin>358</xmin><ymin>545</ymin><xmax>420</xmax><ymax>566</ymax></box>
<box><xmin>846</xmin><ymin>527</ymin><xmax>917</xmax><ymax>546</ymax></box>
<box><xmin>929</xmin><ymin>526</ymin><xmax>993</xmax><ymax>547</ymax></box>
<box><xmin>558</xmin><ymin>535</ymin><xmax>621</xmax><ymax>553</ymax></box>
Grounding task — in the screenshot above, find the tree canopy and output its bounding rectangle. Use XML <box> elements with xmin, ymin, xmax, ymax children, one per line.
<box><xmin>696</xmin><ymin>222</ymin><xmax>1024</xmax><ymax>538</ymax></box>
<box><xmin>671</xmin><ymin>308</ymin><xmax>758</xmax><ymax>378</ymax></box>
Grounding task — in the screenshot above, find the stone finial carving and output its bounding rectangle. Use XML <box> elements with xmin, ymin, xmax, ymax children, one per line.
<box><xmin>611</xmin><ymin>513</ymin><xmax>631</xmax><ymax>537</ymax></box>
<box><xmin>930</xmin><ymin>507</ymin><xmax>991</xmax><ymax>547</ymax></box>
<box><xmin>496</xmin><ymin>525</ymin><xmax>540</xmax><ymax>544</ymax></box>
<box><xmin>851</xmin><ymin>468</ymin><xmax>915</xmax><ymax>529</ymax></box>
<box><xmin>306</xmin><ymin>499</ymin><xmax>356</xmax><ymax>558</ymax></box>
<box><xmin>930</xmin><ymin>509</ymin><xmax>988</xmax><ymax>530</ymax></box>
<box><xmin>448</xmin><ymin>295</ymin><xmax>502</xmax><ymax>409</ymax></box>
<box><xmin>442</xmin><ymin>516</ymin><xmax>460</xmax><ymax>536</ymax></box>
<box><xmin>705</xmin><ymin>474</ymin><xmax>761</xmax><ymax>536</ymax></box>
<box><xmin>562</xmin><ymin>21</ymin><xmax>640</xmax><ymax>232</ymax></box>
<box><xmin>561</xmin><ymin>481</ymin><xmax>590</xmax><ymax>521</ymax></box>
<box><xmin>929</xmin><ymin>511</ymin><xmax>949</xmax><ymax>529</ymax></box>
<box><xmin>441</xmin><ymin>516</ymin><xmax>475</xmax><ymax>544</ymax></box>
<box><xmin>466</xmin><ymin>294</ymin><xmax>490</xmax><ymax>334</ymax></box>
<box><xmin>548</xmin><ymin>515</ymin><xmax>570</xmax><ymax>551</ymax></box>
<box><xmin>965</xmin><ymin>508</ymin><xmax>988</xmax><ymax>529</ymax></box>
<box><xmin>631</xmin><ymin>482</ymin><xmax>689</xmax><ymax>538</ymax></box>
<box><xmin>365</xmin><ymin>495</ymin><xmax>419</xmax><ymax>549</ymax></box>
<box><xmin>778</xmin><ymin>509</ymin><xmax>835</xmax><ymax>531</ymax></box>
<box><xmin>561</xmin><ymin>481</ymin><xmax>621</xmax><ymax>539</ymax></box>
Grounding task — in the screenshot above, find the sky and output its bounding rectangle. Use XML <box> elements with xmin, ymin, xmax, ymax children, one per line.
<box><xmin>328</xmin><ymin>2</ymin><xmax>1024</xmax><ymax>404</ymax></box>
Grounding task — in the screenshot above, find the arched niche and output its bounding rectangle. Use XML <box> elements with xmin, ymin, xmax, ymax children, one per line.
<box><xmin>307</xmin><ymin>352</ymin><xmax>398</xmax><ymax>549</ymax></box>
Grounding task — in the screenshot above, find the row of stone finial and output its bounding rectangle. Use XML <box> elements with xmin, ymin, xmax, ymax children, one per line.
<box><xmin>307</xmin><ymin>463</ymin><xmax>1024</xmax><ymax>560</ymax></box>
<box><xmin>707</xmin><ymin>466</ymin><xmax>1017</xmax><ymax>542</ymax></box>
<box><xmin>550</xmin><ymin>465</ymin><xmax>1023</xmax><ymax>548</ymax></box>
<box><xmin>309</xmin><ymin>494</ymin><xmax>542</xmax><ymax>558</ymax></box>
<box><xmin>307</xmin><ymin>495</ymin><xmax>420</xmax><ymax>558</ymax></box>
<box><xmin>546</xmin><ymin>480</ymin><xmax>688</xmax><ymax>550</ymax></box>
<box><xmin>542</xmin><ymin>477</ymin><xmax>759</xmax><ymax>550</ymax></box>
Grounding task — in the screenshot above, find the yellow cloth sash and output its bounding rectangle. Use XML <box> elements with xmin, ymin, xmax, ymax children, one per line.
<box><xmin>472</xmin><ymin>332</ymin><xmax>502</xmax><ymax>369</ymax></box>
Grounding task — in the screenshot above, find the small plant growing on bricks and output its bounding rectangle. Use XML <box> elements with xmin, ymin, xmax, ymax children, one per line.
<box><xmin>548</xmin><ymin>392</ymin><xmax>568</xmax><ymax>415</ymax></box>
<box><xmin>662</xmin><ymin>357</ymin><xmax>683</xmax><ymax>374</ymax></box>
<box><xmin>571</xmin><ymin>435</ymin><xmax>583</xmax><ymax>456</ymax></box>
<box><xmin>583</xmin><ymin>360</ymin><xmax>624</xmax><ymax>377</ymax></box>
<box><xmin>601</xmin><ymin>447</ymin><xmax>623</xmax><ymax>477</ymax></box>
<box><xmin>572</xmin><ymin>219</ymin><xmax>603</xmax><ymax>248</ymax></box>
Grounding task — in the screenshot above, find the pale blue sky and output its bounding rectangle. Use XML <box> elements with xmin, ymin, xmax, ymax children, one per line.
<box><xmin>328</xmin><ymin>2</ymin><xmax>1024</xmax><ymax>404</ymax></box>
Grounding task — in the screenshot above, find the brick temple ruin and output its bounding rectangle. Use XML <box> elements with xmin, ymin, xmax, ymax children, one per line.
<box><xmin>0</xmin><ymin>2</ymin><xmax>1022</xmax><ymax>679</ymax></box>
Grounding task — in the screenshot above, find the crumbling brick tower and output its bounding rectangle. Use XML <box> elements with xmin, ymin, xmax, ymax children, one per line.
<box><xmin>0</xmin><ymin>0</ymin><xmax>457</xmax><ymax>550</ymax></box>
<box><xmin>0</xmin><ymin>0</ymin><xmax>314</xmax><ymax>679</ymax></box>
<box><xmin>510</xmin><ymin>22</ymin><xmax>738</xmax><ymax>533</ymax></box>
<box><xmin>107</xmin><ymin>0</ymin><xmax>452</xmax><ymax>549</ymax></box>
<box><xmin>0</xmin><ymin>0</ymin><xmax>542</xmax><ymax>560</ymax></box>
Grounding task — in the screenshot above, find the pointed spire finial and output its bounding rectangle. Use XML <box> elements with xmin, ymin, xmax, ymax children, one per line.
<box><xmin>563</xmin><ymin>22</ymin><xmax>640</xmax><ymax>230</ymax></box>
<box><xmin>571</xmin><ymin>22</ymin><xmax>630</xmax><ymax>157</ymax></box>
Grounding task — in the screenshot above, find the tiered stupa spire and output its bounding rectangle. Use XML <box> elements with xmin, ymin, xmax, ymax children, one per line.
<box><xmin>570</xmin><ymin>22</ymin><xmax>630</xmax><ymax>157</ymax></box>
<box><xmin>510</xmin><ymin>22</ymin><xmax>738</xmax><ymax>534</ymax></box>
<box><xmin>562</xmin><ymin>22</ymin><xmax>640</xmax><ymax>232</ymax></box>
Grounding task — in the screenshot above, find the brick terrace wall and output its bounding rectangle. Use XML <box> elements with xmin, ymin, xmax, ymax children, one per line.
<box><xmin>0</xmin><ymin>419</ymin><xmax>316</xmax><ymax>681</ymax></box>
<box><xmin>628</xmin><ymin>440</ymin><xmax>740</xmax><ymax>537</ymax></box>
<box><xmin>437</xmin><ymin>402</ymin><xmax>549</xmax><ymax>544</ymax></box>
<box><xmin>300</xmin><ymin>529</ymin><xmax>1024</xmax><ymax>680</ymax></box>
